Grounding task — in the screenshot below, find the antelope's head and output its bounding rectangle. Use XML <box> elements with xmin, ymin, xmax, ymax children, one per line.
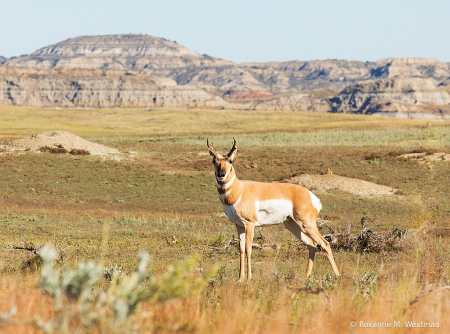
<box><xmin>207</xmin><ymin>138</ymin><xmax>237</xmax><ymax>181</ymax></box>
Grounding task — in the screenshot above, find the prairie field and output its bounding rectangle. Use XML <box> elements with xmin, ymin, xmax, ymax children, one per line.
<box><xmin>1</xmin><ymin>107</ymin><xmax>450</xmax><ymax>333</ymax></box>
<box><xmin>1</xmin><ymin>106</ymin><xmax>448</xmax><ymax>139</ymax></box>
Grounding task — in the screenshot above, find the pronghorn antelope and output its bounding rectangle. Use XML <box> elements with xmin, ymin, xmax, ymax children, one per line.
<box><xmin>208</xmin><ymin>138</ymin><xmax>339</xmax><ymax>281</ymax></box>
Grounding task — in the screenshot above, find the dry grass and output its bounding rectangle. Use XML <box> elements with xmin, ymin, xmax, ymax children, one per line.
<box><xmin>0</xmin><ymin>106</ymin><xmax>446</xmax><ymax>140</ymax></box>
<box><xmin>1</xmin><ymin>227</ymin><xmax>449</xmax><ymax>333</ymax></box>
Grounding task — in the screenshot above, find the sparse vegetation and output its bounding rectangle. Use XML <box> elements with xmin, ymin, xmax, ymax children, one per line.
<box><xmin>1</xmin><ymin>106</ymin><xmax>448</xmax><ymax>139</ymax></box>
<box><xmin>92</xmin><ymin>126</ymin><xmax>450</xmax><ymax>148</ymax></box>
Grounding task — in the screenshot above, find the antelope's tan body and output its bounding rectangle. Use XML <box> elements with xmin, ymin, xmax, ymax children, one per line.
<box><xmin>208</xmin><ymin>139</ymin><xmax>339</xmax><ymax>281</ymax></box>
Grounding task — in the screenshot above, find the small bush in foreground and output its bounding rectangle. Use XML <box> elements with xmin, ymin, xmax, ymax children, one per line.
<box><xmin>2</xmin><ymin>246</ymin><xmax>215</xmax><ymax>333</ymax></box>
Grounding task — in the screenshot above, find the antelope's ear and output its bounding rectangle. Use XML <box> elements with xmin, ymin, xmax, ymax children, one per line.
<box><xmin>227</xmin><ymin>149</ymin><xmax>237</xmax><ymax>162</ymax></box>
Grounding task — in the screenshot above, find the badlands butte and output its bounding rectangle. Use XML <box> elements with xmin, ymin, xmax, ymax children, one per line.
<box><xmin>1</xmin><ymin>34</ymin><xmax>450</xmax><ymax>119</ymax></box>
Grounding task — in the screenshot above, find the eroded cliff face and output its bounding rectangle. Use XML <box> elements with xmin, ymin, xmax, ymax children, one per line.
<box><xmin>4</xmin><ymin>34</ymin><xmax>232</xmax><ymax>68</ymax></box>
<box><xmin>371</xmin><ymin>58</ymin><xmax>450</xmax><ymax>79</ymax></box>
<box><xmin>330</xmin><ymin>77</ymin><xmax>450</xmax><ymax>119</ymax></box>
<box><xmin>0</xmin><ymin>67</ymin><xmax>227</xmax><ymax>108</ymax></box>
<box><xmin>5</xmin><ymin>35</ymin><xmax>449</xmax><ymax>95</ymax></box>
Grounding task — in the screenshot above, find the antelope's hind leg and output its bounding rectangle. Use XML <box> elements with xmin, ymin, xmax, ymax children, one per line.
<box><xmin>284</xmin><ymin>218</ymin><xmax>317</xmax><ymax>276</ymax></box>
<box><xmin>298</xmin><ymin>217</ymin><xmax>340</xmax><ymax>277</ymax></box>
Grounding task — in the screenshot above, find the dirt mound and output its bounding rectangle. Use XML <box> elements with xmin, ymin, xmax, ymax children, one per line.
<box><xmin>285</xmin><ymin>174</ymin><xmax>396</xmax><ymax>196</ymax></box>
<box><xmin>2</xmin><ymin>131</ymin><xmax>119</xmax><ymax>155</ymax></box>
<box><xmin>398</xmin><ymin>152</ymin><xmax>450</xmax><ymax>162</ymax></box>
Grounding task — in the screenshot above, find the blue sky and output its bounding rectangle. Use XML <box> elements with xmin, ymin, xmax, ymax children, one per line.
<box><xmin>1</xmin><ymin>0</ymin><xmax>449</xmax><ymax>63</ymax></box>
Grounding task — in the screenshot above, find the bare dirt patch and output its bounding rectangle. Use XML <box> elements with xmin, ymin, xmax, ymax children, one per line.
<box><xmin>0</xmin><ymin>131</ymin><xmax>120</xmax><ymax>155</ymax></box>
<box><xmin>285</xmin><ymin>174</ymin><xmax>396</xmax><ymax>196</ymax></box>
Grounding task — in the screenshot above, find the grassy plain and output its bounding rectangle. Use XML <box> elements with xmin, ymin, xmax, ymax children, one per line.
<box><xmin>1</xmin><ymin>106</ymin><xmax>448</xmax><ymax>139</ymax></box>
<box><xmin>1</xmin><ymin>108</ymin><xmax>450</xmax><ymax>333</ymax></box>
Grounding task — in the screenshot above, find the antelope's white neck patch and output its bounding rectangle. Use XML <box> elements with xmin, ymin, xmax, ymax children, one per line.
<box><xmin>217</xmin><ymin>174</ymin><xmax>235</xmax><ymax>190</ymax></box>
<box><xmin>218</xmin><ymin>189</ymin><xmax>231</xmax><ymax>201</ymax></box>
<box><xmin>223</xmin><ymin>195</ymin><xmax>245</xmax><ymax>226</ymax></box>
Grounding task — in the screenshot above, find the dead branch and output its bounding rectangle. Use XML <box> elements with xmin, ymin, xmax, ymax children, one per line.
<box><xmin>4</xmin><ymin>235</ymin><xmax>39</xmax><ymax>254</ymax></box>
<box><xmin>317</xmin><ymin>218</ymin><xmax>335</xmax><ymax>234</ymax></box>
<box><xmin>207</xmin><ymin>237</ymin><xmax>239</xmax><ymax>250</ymax></box>
<box><xmin>224</xmin><ymin>238</ymin><xmax>239</xmax><ymax>250</ymax></box>
<box><xmin>54</xmin><ymin>236</ymin><xmax>65</xmax><ymax>264</ymax></box>
<box><xmin>208</xmin><ymin>229</ymin><xmax>278</xmax><ymax>251</ymax></box>
<box><xmin>346</xmin><ymin>215</ymin><xmax>355</xmax><ymax>235</ymax></box>
<box><xmin>3</xmin><ymin>235</ymin><xmax>70</xmax><ymax>264</ymax></box>
<box><xmin>384</xmin><ymin>227</ymin><xmax>408</xmax><ymax>241</ymax></box>
<box><xmin>258</xmin><ymin>228</ymin><xmax>278</xmax><ymax>250</ymax></box>
<box><xmin>321</xmin><ymin>214</ymin><xmax>407</xmax><ymax>253</ymax></box>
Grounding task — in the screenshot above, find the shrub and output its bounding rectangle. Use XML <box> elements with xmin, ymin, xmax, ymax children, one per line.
<box><xmin>39</xmin><ymin>146</ymin><xmax>68</xmax><ymax>154</ymax></box>
<box><xmin>69</xmin><ymin>149</ymin><xmax>90</xmax><ymax>155</ymax></box>
<box><xmin>34</xmin><ymin>246</ymin><xmax>216</xmax><ymax>332</ymax></box>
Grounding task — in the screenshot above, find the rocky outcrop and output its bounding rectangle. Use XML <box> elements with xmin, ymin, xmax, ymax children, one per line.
<box><xmin>439</xmin><ymin>77</ymin><xmax>450</xmax><ymax>87</ymax></box>
<box><xmin>248</xmin><ymin>94</ymin><xmax>331</xmax><ymax>112</ymax></box>
<box><xmin>0</xmin><ymin>67</ymin><xmax>227</xmax><ymax>108</ymax></box>
<box><xmin>330</xmin><ymin>77</ymin><xmax>450</xmax><ymax>119</ymax></box>
<box><xmin>4</xmin><ymin>34</ymin><xmax>232</xmax><ymax>70</ymax></box>
<box><xmin>371</xmin><ymin>58</ymin><xmax>450</xmax><ymax>79</ymax></box>
<box><xmin>240</xmin><ymin>60</ymin><xmax>375</xmax><ymax>92</ymax></box>
<box><xmin>224</xmin><ymin>91</ymin><xmax>273</xmax><ymax>99</ymax></box>
<box><xmin>223</xmin><ymin>92</ymin><xmax>332</xmax><ymax>112</ymax></box>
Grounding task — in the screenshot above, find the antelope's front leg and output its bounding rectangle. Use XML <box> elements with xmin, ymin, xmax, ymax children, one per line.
<box><xmin>236</xmin><ymin>224</ymin><xmax>246</xmax><ymax>282</ymax></box>
<box><xmin>245</xmin><ymin>222</ymin><xmax>256</xmax><ymax>280</ymax></box>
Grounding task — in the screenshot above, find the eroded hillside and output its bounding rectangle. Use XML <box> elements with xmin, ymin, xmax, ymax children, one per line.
<box><xmin>1</xmin><ymin>34</ymin><xmax>450</xmax><ymax>115</ymax></box>
<box><xmin>4</xmin><ymin>34</ymin><xmax>449</xmax><ymax>95</ymax></box>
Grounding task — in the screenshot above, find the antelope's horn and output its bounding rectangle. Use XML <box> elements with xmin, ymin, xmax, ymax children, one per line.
<box><xmin>207</xmin><ymin>138</ymin><xmax>218</xmax><ymax>157</ymax></box>
<box><xmin>227</xmin><ymin>137</ymin><xmax>237</xmax><ymax>157</ymax></box>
